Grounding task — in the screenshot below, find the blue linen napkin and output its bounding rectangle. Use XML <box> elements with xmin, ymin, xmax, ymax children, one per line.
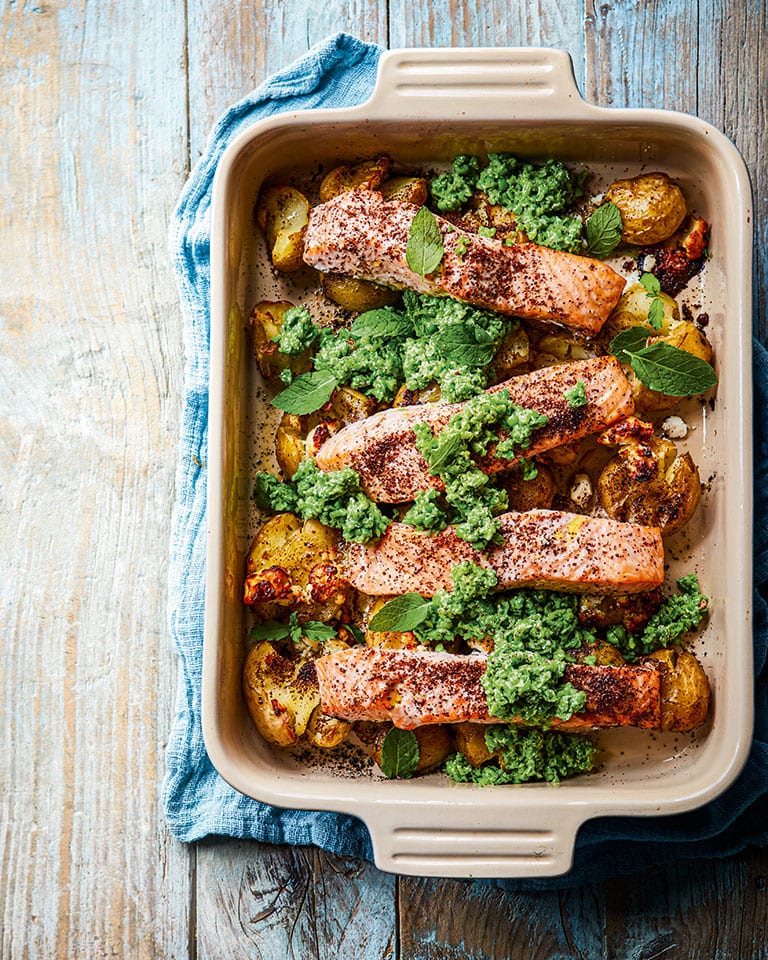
<box><xmin>163</xmin><ymin>32</ymin><xmax>768</xmax><ymax>888</ymax></box>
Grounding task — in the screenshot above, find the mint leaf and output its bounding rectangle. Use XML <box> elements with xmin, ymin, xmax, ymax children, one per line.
<box><xmin>435</xmin><ymin>325</ymin><xmax>495</xmax><ymax>367</ymax></box>
<box><xmin>640</xmin><ymin>272</ymin><xmax>662</xmax><ymax>297</ymax></box>
<box><xmin>350</xmin><ymin>308</ymin><xmax>413</xmax><ymax>341</ymax></box>
<box><xmin>368</xmin><ymin>593</ymin><xmax>432</xmax><ymax>632</ymax></box>
<box><xmin>272</xmin><ymin>369</ymin><xmax>338</xmax><ymax>414</ymax></box>
<box><xmin>345</xmin><ymin>623</ymin><xmax>366</xmax><ymax>644</ymax></box>
<box><xmin>301</xmin><ymin>621</ymin><xmax>338</xmax><ymax>642</ymax></box>
<box><xmin>406</xmin><ymin>206</ymin><xmax>444</xmax><ymax>276</ymax></box>
<box><xmin>250</xmin><ymin>620</ymin><xmax>292</xmax><ymax>642</ymax></box>
<box><xmin>427</xmin><ymin>433</ymin><xmax>466</xmax><ymax>474</ymax></box>
<box><xmin>586</xmin><ymin>202</ymin><xmax>622</xmax><ymax>258</ymax></box>
<box><xmin>647</xmin><ymin>297</ymin><xmax>665</xmax><ymax>330</ymax></box>
<box><xmin>609</xmin><ymin>325</ymin><xmax>650</xmax><ymax>363</ymax></box>
<box><xmin>380</xmin><ymin>728</ymin><xmax>420</xmax><ymax>779</ymax></box>
<box><xmin>628</xmin><ymin>342</ymin><xmax>718</xmax><ymax>396</ymax></box>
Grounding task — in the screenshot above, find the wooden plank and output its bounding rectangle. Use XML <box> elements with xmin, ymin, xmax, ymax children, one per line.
<box><xmin>605</xmin><ymin>851</ymin><xmax>768</xmax><ymax>960</ymax></box>
<box><xmin>696</xmin><ymin>0</ymin><xmax>768</xmax><ymax>339</ymax></box>
<box><xmin>186</xmin><ymin>1</ymin><xmax>388</xmax><ymax>160</ymax></box>
<box><xmin>399</xmin><ymin>879</ymin><xmax>606</xmax><ymax>960</ymax></box>
<box><xmin>0</xmin><ymin>1</ymin><xmax>192</xmax><ymax>957</ymax></box>
<box><xmin>195</xmin><ymin>840</ymin><xmax>396</xmax><ymax>960</ymax></box>
<box><xmin>389</xmin><ymin>0</ymin><xmax>587</xmax><ymax>91</ymax></box>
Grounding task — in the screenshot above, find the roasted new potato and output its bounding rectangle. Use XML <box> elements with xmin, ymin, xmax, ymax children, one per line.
<box><xmin>356</xmin><ymin>722</ymin><xmax>453</xmax><ymax>775</ymax></box>
<box><xmin>492</xmin><ymin>324</ymin><xmax>530</xmax><ymax>379</ymax></box>
<box><xmin>255</xmin><ymin>185</ymin><xmax>310</xmax><ymax>272</ymax></box>
<box><xmin>604</xmin><ymin>172</ymin><xmax>687</xmax><ymax>246</ymax></box>
<box><xmin>243</xmin><ymin>638</ymin><xmax>351</xmax><ymax>747</ymax></box>
<box><xmin>452</xmin><ymin>722</ymin><xmax>493</xmax><ymax>767</ymax></box>
<box><xmin>305</xmin><ymin>704</ymin><xmax>353</xmax><ymax>749</ymax></box>
<box><xmin>244</xmin><ymin>514</ymin><xmax>350</xmax><ymax>620</ymax></box>
<box><xmin>532</xmin><ymin>332</ymin><xmax>596</xmax><ymax>369</ymax></box>
<box><xmin>498</xmin><ymin>462</ymin><xmax>555</xmax><ymax>512</ymax></box>
<box><xmin>242</xmin><ymin>641</ymin><xmax>321</xmax><ymax>747</ymax></box>
<box><xmin>249</xmin><ymin>301</ymin><xmax>313</xmax><ymax>383</ymax></box>
<box><xmin>380</xmin><ymin>176</ymin><xmax>429</xmax><ymax>205</ymax></box>
<box><xmin>645</xmin><ymin>648</ymin><xmax>711</xmax><ymax>732</ymax></box>
<box><xmin>597</xmin><ymin>432</ymin><xmax>701</xmax><ymax>537</ymax></box>
<box><xmin>600</xmin><ymin>282</ymin><xmax>680</xmax><ymax>349</ymax></box>
<box><xmin>392</xmin><ymin>383</ymin><xmax>442</xmax><ymax>407</ymax></box>
<box><xmin>578</xmin><ymin>589</ymin><xmax>663</xmax><ymax>635</ymax></box>
<box><xmin>321</xmin><ymin>273</ymin><xmax>400</xmax><ymax>312</ymax></box>
<box><xmin>319</xmin><ymin>156</ymin><xmax>391</xmax><ymax>202</ymax></box>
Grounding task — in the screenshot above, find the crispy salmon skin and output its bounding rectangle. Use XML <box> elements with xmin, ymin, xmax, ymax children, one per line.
<box><xmin>315</xmin><ymin>356</ymin><xmax>634</xmax><ymax>503</ymax></box>
<box><xmin>315</xmin><ymin>647</ymin><xmax>664</xmax><ymax>731</ymax></box>
<box><xmin>344</xmin><ymin>510</ymin><xmax>665</xmax><ymax>596</ymax></box>
<box><xmin>302</xmin><ymin>190</ymin><xmax>626</xmax><ymax>336</ymax></box>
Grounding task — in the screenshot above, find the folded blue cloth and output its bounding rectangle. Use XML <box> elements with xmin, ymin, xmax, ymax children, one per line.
<box><xmin>164</xmin><ymin>32</ymin><xmax>768</xmax><ymax>888</ymax></box>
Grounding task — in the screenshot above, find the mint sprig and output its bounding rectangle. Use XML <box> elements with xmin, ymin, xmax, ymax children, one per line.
<box><xmin>250</xmin><ymin>612</ymin><xmax>338</xmax><ymax>643</ymax></box>
<box><xmin>435</xmin><ymin>324</ymin><xmax>495</xmax><ymax>367</ymax></box>
<box><xmin>405</xmin><ymin>206</ymin><xmax>444</xmax><ymax>276</ymax></box>
<box><xmin>350</xmin><ymin>308</ymin><xmax>414</xmax><ymax>341</ymax></box>
<box><xmin>380</xmin><ymin>728</ymin><xmax>420</xmax><ymax>779</ymax></box>
<box><xmin>586</xmin><ymin>202</ymin><xmax>622</xmax><ymax>258</ymax></box>
<box><xmin>272</xmin><ymin>369</ymin><xmax>338</xmax><ymax>414</ymax></box>
<box><xmin>609</xmin><ymin>328</ymin><xmax>718</xmax><ymax>396</ymax></box>
<box><xmin>368</xmin><ymin>593</ymin><xmax>432</xmax><ymax>632</ymax></box>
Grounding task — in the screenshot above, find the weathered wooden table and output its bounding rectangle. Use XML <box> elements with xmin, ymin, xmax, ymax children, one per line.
<box><xmin>3</xmin><ymin>2</ymin><xmax>766</xmax><ymax>957</ymax></box>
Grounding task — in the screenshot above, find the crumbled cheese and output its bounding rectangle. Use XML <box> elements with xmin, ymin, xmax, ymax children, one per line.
<box><xmin>661</xmin><ymin>415</ymin><xmax>689</xmax><ymax>440</ymax></box>
<box><xmin>643</xmin><ymin>253</ymin><xmax>657</xmax><ymax>272</ymax></box>
<box><xmin>591</xmin><ymin>193</ymin><xmax>605</xmax><ymax>205</ymax></box>
<box><xmin>569</xmin><ymin>473</ymin><xmax>593</xmax><ymax>510</ymax></box>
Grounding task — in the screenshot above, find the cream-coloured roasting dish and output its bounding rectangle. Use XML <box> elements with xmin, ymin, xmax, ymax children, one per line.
<box><xmin>204</xmin><ymin>48</ymin><xmax>753</xmax><ymax>878</ymax></box>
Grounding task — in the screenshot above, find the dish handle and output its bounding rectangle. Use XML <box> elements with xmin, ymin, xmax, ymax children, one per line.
<box><xmin>366</xmin><ymin>803</ymin><xmax>584</xmax><ymax>879</ymax></box>
<box><xmin>366</xmin><ymin>47</ymin><xmax>594</xmax><ymax>120</ymax></box>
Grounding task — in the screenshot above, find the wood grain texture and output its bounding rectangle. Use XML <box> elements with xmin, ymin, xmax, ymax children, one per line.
<box><xmin>398</xmin><ymin>880</ymin><xmax>605</xmax><ymax>960</ymax></box>
<box><xmin>0</xmin><ymin>1</ymin><xmax>192</xmax><ymax>957</ymax></box>
<box><xmin>389</xmin><ymin>0</ymin><xmax>587</xmax><ymax>90</ymax></box>
<box><xmin>186</xmin><ymin>0</ymin><xmax>388</xmax><ymax>159</ymax></box>
<box><xmin>195</xmin><ymin>839</ymin><xmax>396</xmax><ymax>960</ymax></box>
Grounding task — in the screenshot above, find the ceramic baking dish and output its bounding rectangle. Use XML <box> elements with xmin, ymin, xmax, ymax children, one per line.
<box><xmin>204</xmin><ymin>47</ymin><xmax>754</xmax><ymax>878</ymax></box>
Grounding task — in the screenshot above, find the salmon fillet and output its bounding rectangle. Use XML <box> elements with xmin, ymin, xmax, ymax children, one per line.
<box><xmin>315</xmin><ymin>356</ymin><xmax>634</xmax><ymax>503</ymax></box>
<box><xmin>344</xmin><ymin>510</ymin><xmax>665</xmax><ymax>596</ymax></box>
<box><xmin>302</xmin><ymin>190</ymin><xmax>626</xmax><ymax>336</ymax></box>
<box><xmin>315</xmin><ymin>647</ymin><xmax>663</xmax><ymax>730</ymax></box>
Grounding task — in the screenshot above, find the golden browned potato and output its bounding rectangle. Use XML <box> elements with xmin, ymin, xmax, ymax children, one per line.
<box><xmin>391</xmin><ymin>383</ymin><xmax>442</xmax><ymax>407</ymax></box>
<box><xmin>255</xmin><ymin>185</ymin><xmax>310</xmax><ymax>272</ymax></box>
<box><xmin>600</xmin><ymin>282</ymin><xmax>680</xmax><ymax>349</ymax></box>
<box><xmin>578</xmin><ymin>589</ymin><xmax>663</xmax><ymax>635</ymax></box>
<box><xmin>305</xmin><ymin>705</ymin><xmax>353</xmax><ymax>749</ymax></box>
<box><xmin>604</xmin><ymin>172</ymin><xmax>687</xmax><ymax>245</ymax></box>
<box><xmin>597</xmin><ymin>436</ymin><xmax>701</xmax><ymax>537</ymax></box>
<box><xmin>492</xmin><ymin>325</ymin><xmax>530</xmax><ymax>379</ymax></box>
<box><xmin>321</xmin><ymin>273</ymin><xmax>400</xmax><ymax>312</ymax></box>
<box><xmin>453</xmin><ymin>722</ymin><xmax>493</xmax><ymax>767</ymax></box>
<box><xmin>357</xmin><ymin>722</ymin><xmax>453</xmax><ymax>774</ymax></box>
<box><xmin>275</xmin><ymin>413</ymin><xmax>308</xmax><ymax>479</ymax></box>
<box><xmin>244</xmin><ymin>514</ymin><xmax>350</xmax><ymax>620</ymax></box>
<box><xmin>329</xmin><ymin>385</ymin><xmax>377</xmax><ymax>424</ymax></box>
<box><xmin>533</xmin><ymin>332</ymin><xmax>595</xmax><ymax>368</ymax></box>
<box><xmin>242</xmin><ymin>641</ymin><xmax>320</xmax><ymax>747</ymax></box>
<box><xmin>380</xmin><ymin>176</ymin><xmax>429</xmax><ymax>204</ymax></box>
<box><xmin>645</xmin><ymin>648</ymin><xmax>711</xmax><ymax>731</ymax></box>
<box><xmin>578</xmin><ymin>640</ymin><xmax>627</xmax><ymax>667</ymax></box>
<box><xmin>249</xmin><ymin>301</ymin><xmax>313</xmax><ymax>383</ymax></box>
<box><xmin>498</xmin><ymin>463</ymin><xmax>555</xmax><ymax>512</ymax></box>
<box><xmin>319</xmin><ymin>156</ymin><xmax>391</xmax><ymax>202</ymax></box>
